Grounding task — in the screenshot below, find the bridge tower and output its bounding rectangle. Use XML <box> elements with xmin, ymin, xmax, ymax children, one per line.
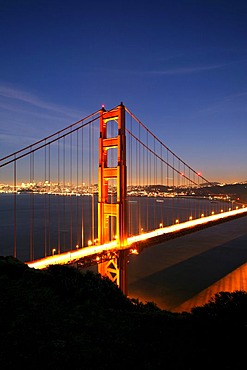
<box><xmin>98</xmin><ymin>103</ymin><xmax>128</xmax><ymax>295</ymax></box>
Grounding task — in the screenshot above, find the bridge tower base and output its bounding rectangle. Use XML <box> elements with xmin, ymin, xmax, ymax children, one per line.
<box><xmin>97</xmin><ymin>103</ymin><xmax>128</xmax><ymax>295</ymax></box>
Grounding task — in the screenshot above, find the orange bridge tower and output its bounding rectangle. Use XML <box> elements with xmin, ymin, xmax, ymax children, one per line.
<box><xmin>98</xmin><ymin>103</ymin><xmax>128</xmax><ymax>295</ymax></box>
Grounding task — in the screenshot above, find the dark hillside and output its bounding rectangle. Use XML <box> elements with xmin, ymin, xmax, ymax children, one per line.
<box><xmin>0</xmin><ymin>256</ymin><xmax>247</xmax><ymax>370</ymax></box>
<box><xmin>209</xmin><ymin>183</ymin><xmax>247</xmax><ymax>202</ymax></box>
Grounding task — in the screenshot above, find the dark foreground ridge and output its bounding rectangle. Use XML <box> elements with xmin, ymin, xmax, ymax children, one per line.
<box><xmin>0</xmin><ymin>256</ymin><xmax>247</xmax><ymax>370</ymax></box>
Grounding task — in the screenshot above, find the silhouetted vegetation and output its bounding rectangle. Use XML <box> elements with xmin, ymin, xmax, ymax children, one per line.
<box><xmin>0</xmin><ymin>256</ymin><xmax>246</xmax><ymax>369</ymax></box>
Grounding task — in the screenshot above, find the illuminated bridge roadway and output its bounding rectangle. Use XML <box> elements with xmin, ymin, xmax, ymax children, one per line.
<box><xmin>27</xmin><ymin>206</ymin><xmax>247</xmax><ymax>270</ymax></box>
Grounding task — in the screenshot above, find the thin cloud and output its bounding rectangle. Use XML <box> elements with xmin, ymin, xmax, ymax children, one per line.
<box><xmin>109</xmin><ymin>62</ymin><xmax>230</xmax><ymax>76</ymax></box>
<box><xmin>198</xmin><ymin>90</ymin><xmax>247</xmax><ymax>116</ymax></box>
<box><xmin>0</xmin><ymin>84</ymin><xmax>82</xmax><ymax>119</ymax></box>
<box><xmin>0</xmin><ymin>101</ymin><xmax>77</xmax><ymax>124</ymax></box>
<box><xmin>224</xmin><ymin>91</ymin><xmax>247</xmax><ymax>101</ymax></box>
<box><xmin>0</xmin><ymin>133</ymin><xmax>39</xmax><ymax>154</ymax></box>
<box><xmin>150</xmin><ymin>63</ymin><xmax>227</xmax><ymax>75</ymax></box>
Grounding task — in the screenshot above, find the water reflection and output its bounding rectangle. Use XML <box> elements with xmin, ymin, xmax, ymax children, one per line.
<box><xmin>175</xmin><ymin>261</ymin><xmax>247</xmax><ymax>312</ymax></box>
<box><xmin>128</xmin><ymin>216</ymin><xmax>247</xmax><ymax>312</ymax></box>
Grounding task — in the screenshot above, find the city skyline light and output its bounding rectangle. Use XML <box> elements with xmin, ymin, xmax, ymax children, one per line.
<box><xmin>1</xmin><ymin>0</ymin><xmax>247</xmax><ymax>184</ymax></box>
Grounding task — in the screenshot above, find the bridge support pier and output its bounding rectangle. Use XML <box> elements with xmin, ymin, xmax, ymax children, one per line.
<box><xmin>97</xmin><ymin>249</ymin><xmax>128</xmax><ymax>295</ymax></box>
<box><xmin>98</xmin><ymin>103</ymin><xmax>128</xmax><ymax>295</ymax></box>
<box><xmin>118</xmin><ymin>249</ymin><xmax>128</xmax><ymax>295</ymax></box>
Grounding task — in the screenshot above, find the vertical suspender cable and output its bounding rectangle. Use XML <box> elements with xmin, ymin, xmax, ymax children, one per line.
<box><xmin>198</xmin><ymin>171</ymin><xmax>201</xmax><ymax>218</ymax></box>
<box><xmin>146</xmin><ymin>129</ymin><xmax>148</xmax><ymax>231</ymax></box>
<box><xmin>166</xmin><ymin>148</ymin><xmax>169</xmax><ymax>189</ymax></box>
<box><xmin>129</xmin><ymin>116</ymin><xmax>132</xmax><ymax>236</ymax></box>
<box><xmin>153</xmin><ymin>136</ymin><xmax>156</xmax><ymax>229</ymax></box>
<box><xmin>44</xmin><ymin>140</ymin><xmax>47</xmax><ymax>257</ymax></box>
<box><xmin>57</xmin><ymin>138</ymin><xmax>60</xmax><ymax>254</ymax></box>
<box><xmin>178</xmin><ymin>159</ymin><xmax>180</xmax><ymax>222</ymax></box>
<box><xmin>29</xmin><ymin>147</ymin><xmax>34</xmax><ymax>260</ymax></box>
<box><xmin>48</xmin><ymin>143</ymin><xmax>51</xmax><ymax>254</ymax></box>
<box><xmin>70</xmin><ymin>128</ymin><xmax>73</xmax><ymax>249</ymax></box>
<box><xmin>136</xmin><ymin>122</ymin><xmax>139</xmax><ymax>235</ymax></box>
<box><xmin>193</xmin><ymin>169</ymin><xmax>196</xmax><ymax>218</ymax></box>
<box><xmin>166</xmin><ymin>149</ymin><xmax>169</xmax><ymax>226</ymax></box>
<box><xmin>89</xmin><ymin>123</ymin><xmax>92</xmax><ymax>242</ymax></box>
<box><xmin>172</xmin><ymin>154</ymin><xmax>175</xmax><ymax>225</ymax></box>
<box><xmin>63</xmin><ymin>136</ymin><xmax>65</xmax><ymax>251</ymax></box>
<box><xmin>92</xmin><ymin>123</ymin><xmax>95</xmax><ymax>243</ymax></box>
<box><xmin>160</xmin><ymin>143</ymin><xmax>163</xmax><ymax>226</ymax></box>
<box><xmin>138</xmin><ymin>123</ymin><xmax>141</xmax><ymax>234</ymax></box>
<box><xmin>110</xmin><ymin>121</ymin><xmax>113</xmax><ymax>240</ymax></box>
<box><xmin>81</xmin><ymin>124</ymin><xmax>84</xmax><ymax>247</ymax></box>
<box><xmin>188</xmin><ymin>167</ymin><xmax>191</xmax><ymax>220</ymax></box>
<box><xmin>13</xmin><ymin>156</ymin><xmax>17</xmax><ymax>258</ymax></box>
<box><xmin>76</xmin><ymin>129</ymin><xmax>79</xmax><ymax>246</ymax></box>
<box><xmin>142</xmin><ymin>130</ymin><xmax>145</xmax><ymax>232</ymax></box>
<box><xmin>148</xmin><ymin>132</ymin><xmax>151</xmax><ymax>231</ymax></box>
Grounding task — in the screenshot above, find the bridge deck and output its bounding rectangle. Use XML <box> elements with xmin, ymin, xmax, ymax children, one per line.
<box><xmin>26</xmin><ymin>207</ymin><xmax>247</xmax><ymax>270</ymax></box>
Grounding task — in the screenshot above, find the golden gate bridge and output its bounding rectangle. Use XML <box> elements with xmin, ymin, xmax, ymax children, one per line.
<box><xmin>1</xmin><ymin>102</ymin><xmax>247</xmax><ymax>294</ymax></box>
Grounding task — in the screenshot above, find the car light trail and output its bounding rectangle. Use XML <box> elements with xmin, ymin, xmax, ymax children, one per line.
<box><xmin>27</xmin><ymin>207</ymin><xmax>247</xmax><ymax>270</ymax></box>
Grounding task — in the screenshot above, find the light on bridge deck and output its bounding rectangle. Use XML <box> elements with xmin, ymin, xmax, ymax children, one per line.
<box><xmin>130</xmin><ymin>248</ymin><xmax>138</xmax><ymax>255</ymax></box>
<box><xmin>26</xmin><ymin>207</ymin><xmax>247</xmax><ymax>271</ymax></box>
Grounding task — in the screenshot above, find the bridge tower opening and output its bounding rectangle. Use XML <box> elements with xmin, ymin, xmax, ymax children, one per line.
<box><xmin>97</xmin><ymin>103</ymin><xmax>128</xmax><ymax>295</ymax></box>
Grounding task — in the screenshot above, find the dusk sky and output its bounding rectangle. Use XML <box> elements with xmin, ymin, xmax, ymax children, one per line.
<box><xmin>1</xmin><ymin>0</ymin><xmax>247</xmax><ymax>183</ymax></box>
